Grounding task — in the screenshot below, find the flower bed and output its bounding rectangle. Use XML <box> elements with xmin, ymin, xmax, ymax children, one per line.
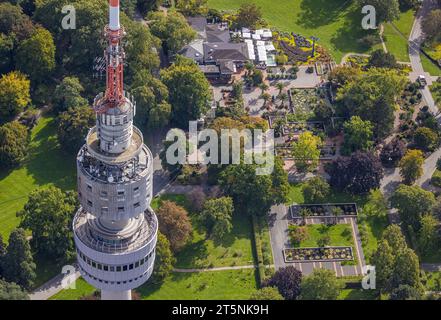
<box><xmin>284</xmin><ymin>246</ymin><xmax>354</xmax><ymax>262</ymax></box>
<box><xmin>289</xmin><ymin>203</ymin><xmax>358</xmax><ymax>219</ymax></box>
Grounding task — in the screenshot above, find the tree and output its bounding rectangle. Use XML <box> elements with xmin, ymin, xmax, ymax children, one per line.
<box><xmin>371</xmin><ymin>240</ymin><xmax>395</xmax><ymax>292</ymax></box>
<box><xmin>0</xmin><ymin>33</ymin><xmax>14</xmax><ymax>74</ymax></box>
<box><xmin>303</xmin><ymin>177</ymin><xmax>330</xmax><ymax>203</ymax></box>
<box><xmin>331</xmin><ymin>206</ymin><xmax>343</xmax><ymax>225</ymax></box>
<box><xmin>53</xmin><ymin>77</ymin><xmax>88</xmax><ymax>114</ymax></box>
<box><xmin>16</xmin><ymin>27</ymin><xmax>55</xmax><ymax>82</ymax></box>
<box><xmin>0</xmin><ymin>121</ymin><xmax>29</xmax><ymax>168</ymax></box>
<box><xmin>299</xmin><ymin>269</ymin><xmax>342</xmax><ymax>300</ymax></box>
<box><xmin>368</xmin><ymin>49</ymin><xmax>397</xmax><ymax>69</ymax></box>
<box><xmin>414</xmin><ymin>127</ymin><xmax>438</xmax><ymax>152</ymax></box>
<box><xmin>138</xmin><ymin>0</ymin><xmax>162</xmax><ymax>15</ymax></box>
<box><xmin>328</xmin><ymin>66</ymin><xmax>361</xmax><ymax>88</ymax></box>
<box><xmin>382</xmin><ymin>224</ymin><xmax>408</xmax><ymax>252</ymax></box>
<box><xmin>249</xmin><ymin>287</ymin><xmax>284</xmax><ymax>300</ymax></box>
<box><xmin>17</xmin><ymin>186</ymin><xmax>77</xmax><ymax>260</ymax></box>
<box><xmin>390</xmin><ymin>284</ymin><xmax>422</xmax><ymax>300</ymax></box>
<box><xmin>234</xmin><ymin>3</ymin><xmax>263</xmax><ymax>29</ymax></box>
<box><xmin>200</xmin><ymin>197</ymin><xmax>234</xmax><ymax>240</ymax></box>
<box><xmin>132</xmin><ymin>73</ymin><xmax>170</xmax><ymax>128</ymax></box>
<box><xmin>380</xmin><ymin>138</ymin><xmax>407</xmax><ymax>168</ymax></box>
<box><xmin>188</xmin><ymin>189</ymin><xmax>206</xmax><ymax>213</ymax></box>
<box><xmin>161</xmin><ymin>56</ymin><xmax>211</xmax><ymax>128</ymax></box>
<box><xmin>326</xmin><ymin>152</ymin><xmax>384</xmax><ymax>194</ymax></box>
<box><xmin>0</xmin><ymin>71</ymin><xmax>30</xmax><ymax>121</ymax></box>
<box><xmin>153</xmin><ymin>232</ymin><xmax>175</xmax><ymax>282</ymax></box>
<box><xmin>264</xmin><ymin>266</ymin><xmax>302</xmax><ymax>300</ymax></box>
<box><xmin>390</xmin><ymin>185</ymin><xmax>435</xmax><ymax>231</ymax></box>
<box><xmin>148</xmin><ymin>10</ymin><xmax>196</xmax><ymax>53</ymax></box>
<box><xmin>2</xmin><ymin>228</ymin><xmax>36</xmax><ymax>290</ymax></box>
<box><xmin>219</xmin><ymin>157</ymin><xmax>289</xmax><ymax>217</ymax></box>
<box><xmin>358</xmin><ymin>0</ymin><xmax>400</xmax><ymax>23</ymax></box>
<box><xmin>398</xmin><ymin>0</ymin><xmax>419</xmax><ymax>10</ymax></box>
<box><xmin>422</xmin><ymin>9</ymin><xmax>441</xmax><ymax>42</ymax></box>
<box><xmin>0</xmin><ymin>2</ymin><xmax>35</xmax><ymax>41</ymax></box>
<box><xmin>292</xmin><ymin>131</ymin><xmax>322</xmax><ymax>172</ymax></box>
<box><xmin>147</xmin><ymin>102</ymin><xmax>171</xmax><ymax>129</ymax></box>
<box><xmin>418</xmin><ymin>214</ymin><xmax>439</xmax><ymax>257</ymax></box>
<box><xmin>342</xmin><ymin>116</ymin><xmax>373</xmax><ymax>153</ymax></box>
<box><xmin>57</xmin><ymin>106</ymin><xmax>96</xmax><ymax>153</ymax></box>
<box><xmin>337</xmin><ymin>68</ymin><xmax>406</xmax><ymax>138</ymax></box>
<box><xmin>363</xmin><ymin>189</ymin><xmax>388</xmax><ymax>218</ymax></box>
<box><xmin>176</xmin><ymin>0</ymin><xmax>208</xmax><ymax>16</ymax></box>
<box><xmin>0</xmin><ymin>279</ymin><xmax>29</xmax><ymax>300</ymax></box>
<box><xmin>399</xmin><ymin>149</ymin><xmax>424</xmax><ymax>185</ymax></box>
<box><xmin>288</xmin><ymin>225</ymin><xmax>309</xmax><ymax>245</ymax></box>
<box><xmin>392</xmin><ymin>248</ymin><xmax>424</xmax><ymax>294</ymax></box>
<box><xmin>156</xmin><ymin>200</ymin><xmax>192</xmax><ymax>252</ymax></box>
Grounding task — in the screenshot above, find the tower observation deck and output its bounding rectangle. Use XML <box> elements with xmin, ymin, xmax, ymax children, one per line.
<box><xmin>73</xmin><ymin>0</ymin><xmax>157</xmax><ymax>300</ymax></box>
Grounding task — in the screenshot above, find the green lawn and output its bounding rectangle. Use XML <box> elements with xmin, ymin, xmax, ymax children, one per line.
<box><xmin>286</xmin><ymin>183</ymin><xmax>369</xmax><ymax>206</ymax></box>
<box><xmin>152</xmin><ymin>194</ymin><xmax>254</xmax><ymax>268</ymax></box>
<box><xmin>207</xmin><ymin>0</ymin><xmax>376</xmax><ymax>62</ymax></box>
<box><xmin>49</xmin><ymin>278</ymin><xmax>96</xmax><ymax>300</ymax></box>
<box><xmin>295</xmin><ymin>224</ymin><xmax>354</xmax><ymax>248</ymax></box>
<box><xmin>0</xmin><ymin>116</ymin><xmax>76</xmax><ymax>238</ymax></box>
<box><xmin>422</xmin><ymin>54</ymin><xmax>441</xmax><ymax>77</ymax></box>
<box><xmin>359</xmin><ymin>216</ymin><xmax>388</xmax><ymax>263</ymax></box>
<box><xmin>380</xmin><ymin>9</ymin><xmax>415</xmax><ymax>62</ymax></box>
<box><xmin>338</xmin><ymin>288</ymin><xmax>379</xmax><ymax>300</ymax></box>
<box><xmin>52</xmin><ymin>269</ymin><xmax>259</xmax><ymax>300</ymax></box>
<box><xmin>137</xmin><ymin>269</ymin><xmax>258</xmax><ymax>300</ymax></box>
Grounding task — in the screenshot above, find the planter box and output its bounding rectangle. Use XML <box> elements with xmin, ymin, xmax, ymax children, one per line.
<box><xmin>283</xmin><ymin>246</ymin><xmax>354</xmax><ymax>263</ymax></box>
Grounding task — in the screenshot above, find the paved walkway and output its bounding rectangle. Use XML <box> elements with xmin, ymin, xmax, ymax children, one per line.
<box><xmin>408</xmin><ymin>0</ymin><xmax>438</xmax><ymax>112</ymax></box>
<box><xmin>29</xmin><ymin>265</ymin><xmax>80</xmax><ymax>300</ymax></box>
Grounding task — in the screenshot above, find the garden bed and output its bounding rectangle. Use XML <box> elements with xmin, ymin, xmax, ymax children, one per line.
<box><xmin>284</xmin><ymin>246</ymin><xmax>354</xmax><ymax>262</ymax></box>
<box><xmin>289</xmin><ymin>203</ymin><xmax>358</xmax><ymax>219</ymax></box>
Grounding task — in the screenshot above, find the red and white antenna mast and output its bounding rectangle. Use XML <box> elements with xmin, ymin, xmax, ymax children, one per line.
<box><xmin>94</xmin><ymin>0</ymin><xmax>125</xmax><ymax>114</ymax></box>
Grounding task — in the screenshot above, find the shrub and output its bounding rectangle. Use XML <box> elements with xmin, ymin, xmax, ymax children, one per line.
<box><xmin>431</xmin><ymin>170</ymin><xmax>441</xmax><ymax>188</ymax></box>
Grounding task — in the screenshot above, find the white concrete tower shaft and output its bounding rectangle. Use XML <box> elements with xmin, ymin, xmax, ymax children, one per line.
<box><xmin>73</xmin><ymin>0</ymin><xmax>157</xmax><ymax>301</ymax></box>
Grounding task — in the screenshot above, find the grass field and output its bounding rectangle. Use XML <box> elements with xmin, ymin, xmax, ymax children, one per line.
<box><xmin>49</xmin><ymin>278</ymin><xmax>95</xmax><ymax>300</ymax></box>
<box><xmin>0</xmin><ymin>116</ymin><xmax>76</xmax><ymax>238</ymax></box>
<box><xmin>207</xmin><ymin>0</ymin><xmax>375</xmax><ymax>62</ymax></box>
<box><xmin>137</xmin><ymin>269</ymin><xmax>258</xmax><ymax>300</ymax></box>
<box><xmin>52</xmin><ymin>269</ymin><xmax>259</xmax><ymax>300</ymax></box>
<box><xmin>338</xmin><ymin>288</ymin><xmax>379</xmax><ymax>300</ymax></box>
<box><xmin>294</xmin><ymin>224</ymin><xmax>354</xmax><ymax>248</ymax></box>
<box><xmin>152</xmin><ymin>194</ymin><xmax>254</xmax><ymax>268</ymax></box>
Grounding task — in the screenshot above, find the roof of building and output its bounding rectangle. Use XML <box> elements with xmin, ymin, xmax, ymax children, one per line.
<box><xmin>204</xmin><ymin>42</ymin><xmax>250</xmax><ymax>62</ymax></box>
<box><xmin>186</xmin><ymin>16</ymin><xmax>208</xmax><ymax>33</ymax></box>
<box><xmin>199</xmin><ymin>64</ymin><xmax>221</xmax><ymax>74</ymax></box>
<box><xmin>180</xmin><ymin>39</ymin><xmax>204</xmax><ymax>60</ymax></box>
<box><xmin>218</xmin><ymin>59</ymin><xmax>236</xmax><ymax>74</ymax></box>
<box><xmin>206</xmin><ymin>25</ymin><xmax>231</xmax><ymax>43</ymax></box>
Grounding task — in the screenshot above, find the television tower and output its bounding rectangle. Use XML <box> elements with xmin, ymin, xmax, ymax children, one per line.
<box><xmin>73</xmin><ymin>0</ymin><xmax>158</xmax><ymax>300</ymax></box>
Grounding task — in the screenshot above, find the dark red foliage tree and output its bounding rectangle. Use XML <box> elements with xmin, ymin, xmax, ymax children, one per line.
<box><xmin>325</xmin><ymin>151</ymin><xmax>384</xmax><ymax>194</ymax></box>
<box><xmin>380</xmin><ymin>139</ymin><xmax>407</xmax><ymax>168</ymax></box>
<box><xmin>264</xmin><ymin>266</ymin><xmax>302</xmax><ymax>300</ymax></box>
